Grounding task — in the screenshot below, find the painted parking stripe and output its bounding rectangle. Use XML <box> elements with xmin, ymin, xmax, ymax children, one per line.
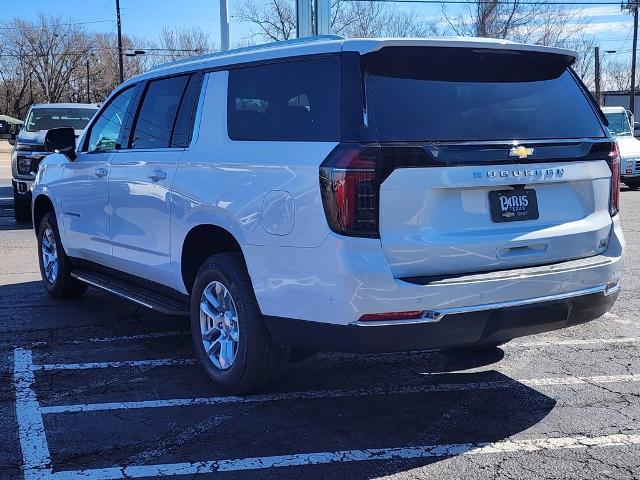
<box><xmin>29</xmin><ymin>330</ymin><xmax>189</xmax><ymax>349</ymax></box>
<box><xmin>13</xmin><ymin>349</ymin><xmax>53</xmax><ymax>478</ymax></box>
<box><xmin>29</xmin><ymin>336</ymin><xmax>640</xmax><ymax>371</ymax></box>
<box><xmin>36</xmin><ymin>433</ymin><xmax>640</xmax><ymax>479</ymax></box>
<box><xmin>40</xmin><ymin>373</ymin><xmax>640</xmax><ymax>414</ymax></box>
<box><xmin>511</xmin><ymin>336</ymin><xmax>640</xmax><ymax>347</ymax></box>
<box><xmin>34</xmin><ymin>358</ymin><xmax>196</xmax><ymax>371</ymax></box>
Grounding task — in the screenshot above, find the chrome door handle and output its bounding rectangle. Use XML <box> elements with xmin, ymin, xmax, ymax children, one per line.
<box><xmin>92</xmin><ymin>167</ymin><xmax>108</xmax><ymax>178</ymax></box>
<box><xmin>148</xmin><ymin>169</ymin><xmax>167</xmax><ymax>181</ymax></box>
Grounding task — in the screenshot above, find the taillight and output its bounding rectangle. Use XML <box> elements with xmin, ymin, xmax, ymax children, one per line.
<box><xmin>319</xmin><ymin>144</ymin><xmax>381</xmax><ymax>238</ymax></box>
<box><xmin>608</xmin><ymin>142</ymin><xmax>620</xmax><ymax>216</ymax></box>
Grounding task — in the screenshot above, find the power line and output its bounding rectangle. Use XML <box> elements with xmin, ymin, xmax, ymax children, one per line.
<box><xmin>345</xmin><ymin>0</ymin><xmax>626</xmax><ymax>4</ymax></box>
<box><xmin>0</xmin><ymin>19</ymin><xmax>115</xmax><ymax>30</ymax></box>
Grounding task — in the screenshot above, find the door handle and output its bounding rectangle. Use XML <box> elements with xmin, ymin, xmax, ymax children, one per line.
<box><xmin>148</xmin><ymin>169</ymin><xmax>167</xmax><ymax>181</ymax></box>
<box><xmin>92</xmin><ymin>167</ymin><xmax>108</xmax><ymax>178</ymax></box>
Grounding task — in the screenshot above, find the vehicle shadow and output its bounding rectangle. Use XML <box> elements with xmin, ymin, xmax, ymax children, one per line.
<box><xmin>0</xmin><ymin>185</ymin><xmax>32</xmax><ymax>231</ymax></box>
<box><xmin>4</xmin><ymin>281</ymin><xmax>556</xmax><ymax>478</ymax></box>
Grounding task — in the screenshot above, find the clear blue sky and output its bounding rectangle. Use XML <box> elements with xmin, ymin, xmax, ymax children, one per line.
<box><xmin>4</xmin><ymin>0</ymin><xmax>636</xmax><ymax>59</ymax></box>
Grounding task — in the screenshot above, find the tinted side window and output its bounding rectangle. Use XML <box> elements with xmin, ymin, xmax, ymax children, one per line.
<box><xmin>87</xmin><ymin>86</ymin><xmax>135</xmax><ymax>153</ymax></box>
<box><xmin>171</xmin><ymin>74</ymin><xmax>202</xmax><ymax>148</ymax></box>
<box><xmin>131</xmin><ymin>75</ymin><xmax>189</xmax><ymax>149</ymax></box>
<box><xmin>227</xmin><ymin>57</ymin><xmax>340</xmax><ymax>141</ymax></box>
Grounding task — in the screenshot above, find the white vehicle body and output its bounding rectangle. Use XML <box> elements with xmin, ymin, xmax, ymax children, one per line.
<box><xmin>602</xmin><ymin>106</ymin><xmax>640</xmax><ymax>187</ymax></box>
<box><xmin>32</xmin><ymin>36</ymin><xmax>623</xmax><ymax>362</ymax></box>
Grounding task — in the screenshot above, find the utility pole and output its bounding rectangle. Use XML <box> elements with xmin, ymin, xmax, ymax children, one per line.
<box><xmin>595</xmin><ymin>46</ymin><xmax>601</xmax><ymax>106</ymax></box>
<box><xmin>625</xmin><ymin>0</ymin><xmax>639</xmax><ymax>114</ymax></box>
<box><xmin>86</xmin><ymin>58</ymin><xmax>90</xmax><ymax>103</ymax></box>
<box><xmin>116</xmin><ymin>0</ymin><xmax>124</xmax><ymax>83</ymax></box>
<box><xmin>220</xmin><ymin>0</ymin><xmax>230</xmax><ymax>51</ymax></box>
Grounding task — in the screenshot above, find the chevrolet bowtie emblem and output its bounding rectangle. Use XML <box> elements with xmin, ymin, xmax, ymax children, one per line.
<box><xmin>509</xmin><ymin>146</ymin><xmax>534</xmax><ymax>159</ymax></box>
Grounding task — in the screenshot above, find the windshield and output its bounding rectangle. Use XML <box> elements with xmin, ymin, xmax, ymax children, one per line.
<box><xmin>605</xmin><ymin>112</ymin><xmax>632</xmax><ymax>137</ymax></box>
<box><xmin>365</xmin><ymin>47</ymin><xmax>605</xmax><ymax>142</ymax></box>
<box><xmin>25</xmin><ymin>107</ymin><xmax>97</xmax><ymax>132</ymax></box>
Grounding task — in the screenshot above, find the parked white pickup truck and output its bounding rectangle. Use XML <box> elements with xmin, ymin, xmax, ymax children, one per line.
<box><xmin>602</xmin><ymin>106</ymin><xmax>640</xmax><ymax>189</ymax></box>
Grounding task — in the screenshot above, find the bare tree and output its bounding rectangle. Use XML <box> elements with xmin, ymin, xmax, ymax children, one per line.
<box><xmin>2</xmin><ymin>15</ymin><xmax>94</xmax><ymax>105</ymax></box>
<box><xmin>236</xmin><ymin>0</ymin><xmax>438</xmax><ymax>41</ymax></box>
<box><xmin>236</xmin><ymin>0</ymin><xmax>297</xmax><ymax>42</ymax></box>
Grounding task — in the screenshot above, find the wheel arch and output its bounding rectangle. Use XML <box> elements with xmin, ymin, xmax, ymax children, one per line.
<box><xmin>180</xmin><ymin>224</ymin><xmax>245</xmax><ymax>294</ymax></box>
<box><xmin>33</xmin><ymin>194</ymin><xmax>55</xmax><ymax>230</ymax></box>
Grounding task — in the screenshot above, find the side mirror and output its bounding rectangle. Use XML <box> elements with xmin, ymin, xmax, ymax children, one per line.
<box><xmin>44</xmin><ymin>127</ymin><xmax>76</xmax><ymax>160</ymax></box>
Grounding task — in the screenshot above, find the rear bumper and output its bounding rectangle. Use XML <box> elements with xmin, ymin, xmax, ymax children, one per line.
<box><xmin>265</xmin><ymin>287</ymin><xmax>619</xmax><ymax>353</ymax></box>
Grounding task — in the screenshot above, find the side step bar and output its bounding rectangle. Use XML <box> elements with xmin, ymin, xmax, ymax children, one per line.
<box><xmin>71</xmin><ymin>269</ymin><xmax>189</xmax><ymax>316</ymax></box>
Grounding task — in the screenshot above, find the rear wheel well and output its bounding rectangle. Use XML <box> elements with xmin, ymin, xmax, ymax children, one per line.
<box><xmin>33</xmin><ymin>195</ymin><xmax>54</xmax><ymax>229</ymax></box>
<box><xmin>181</xmin><ymin>225</ymin><xmax>243</xmax><ymax>294</ymax></box>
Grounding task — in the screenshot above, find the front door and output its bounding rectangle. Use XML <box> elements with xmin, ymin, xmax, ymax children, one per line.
<box><xmin>61</xmin><ymin>86</ymin><xmax>137</xmax><ymax>265</ymax></box>
<box><xmin>109</xmin><ymin>73</ymin><xmax>199</xmax><ymax>286</ymax></box>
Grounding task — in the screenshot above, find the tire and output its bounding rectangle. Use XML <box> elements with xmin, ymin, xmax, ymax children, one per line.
<box><xmin>190</xmin><ymin>252</ymin><xmax>288</xmax><ymax>394</ymax></box>
<box><xmin>37</xmin><ymin>211</ymin><xmax>87</xmax><ymax>298</ymax></box>
<box><xmin>13</xmin><ymin>192</ymin><xmax>31</xmax><ymax>223</ymax></box>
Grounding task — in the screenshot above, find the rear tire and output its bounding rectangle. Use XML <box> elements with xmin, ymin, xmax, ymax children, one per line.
<box><xmin>13</xmin><ymin>192</ymin><xmax>30</xmax><ymax>223</ymax></box>
<box><xmin>37</xmin><ymin>211</ymin><xmax>87</xmax><ymax>298</ymax></box>
<box><xmin>190</xmin><ymin>253</ymin><xmax>288</xmax><ymax>394</ymax></box>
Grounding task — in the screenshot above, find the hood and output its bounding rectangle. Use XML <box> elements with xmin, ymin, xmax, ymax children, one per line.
<box><xmin>615</xmin><ymin>135</ymin><xmax>640</xmax><ymax>158</ymax></box>
<box><xmin>16</xmin><ymin>129</ymin><xmax>85</xmax><ymax>149</ymax></box>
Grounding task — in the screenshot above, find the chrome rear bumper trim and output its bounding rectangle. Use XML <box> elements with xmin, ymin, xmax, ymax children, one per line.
<box><xmin>351</xmin><ymin>282</ymin><xmax>619</xmax><ymax>327</ymax></box>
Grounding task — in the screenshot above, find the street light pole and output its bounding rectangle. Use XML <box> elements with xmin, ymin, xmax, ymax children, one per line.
<box><xmin>116</xmin><ymin>0</ymin><xmax>124</xmax><ymax>83</ymax></box>
<box><xmin>86</xmin><ymin>57</ymin><xmax>90</xmax><ymax>103</ymax></box>
<box><xmin>220</xmin><ymin>0</ymin><xmax>230</xmax><ymax>51</ymax></box>
<box><xmin>625</xmin><ymin>0</ymin><xmax>639</xmax><ymax>114</ymax></box>
<box><xmin>595</xmin><ymin>46</ymin><xmax>601</xmax><ymax>106</ymax></box>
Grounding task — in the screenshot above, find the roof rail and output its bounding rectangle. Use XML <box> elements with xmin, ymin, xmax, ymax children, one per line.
<box><xmin>149</xmin><ymin>35</ymin><xmax>345</xmax><ymax>72</ymax></box>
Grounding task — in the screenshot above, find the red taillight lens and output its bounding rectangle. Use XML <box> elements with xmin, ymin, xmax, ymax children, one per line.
<box><xmin>608</xmin><ymin>142</ymin><xmax>620</xmax><ymax>216</ymax></box>
<box><xmin>359</xmin><ymin>311</ymin><xmax>424</xmax><ymax>322</ymax></box>
<box><xmin>319</xmin><ymin>144</ymin><xmax>380</xmax><ymax>238</ymax></box>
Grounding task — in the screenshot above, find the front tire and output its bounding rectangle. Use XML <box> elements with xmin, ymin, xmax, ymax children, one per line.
<box><xmin>190</xmin><ymin>253</ymin><xmax>288</xmax><ymax>394</ymax></box>
<box><xmin>37</xmin><ymin>211</ymin><xmax>87</xmax><ymax>298</ymax></box>
<box><xmin>13</xmin><ymin>192</ymin><xmax>30</xmax><ymax>223</ymax></box>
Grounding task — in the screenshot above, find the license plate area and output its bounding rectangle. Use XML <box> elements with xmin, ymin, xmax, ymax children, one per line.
<box><xmin>489</xmin><ymin>189</ymin><xmax>539</xmax><ymax>223</ymax></box>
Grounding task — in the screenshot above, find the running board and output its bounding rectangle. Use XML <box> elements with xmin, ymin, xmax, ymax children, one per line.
<box><xmin>71</xmin><ymin>269</ymin><xmax>189</xmax><ymax>316</ymax></box>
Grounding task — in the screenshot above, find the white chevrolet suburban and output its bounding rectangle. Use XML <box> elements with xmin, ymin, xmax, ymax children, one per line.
<box><xmin>32</xmin><ymin>36</ymin><xmax>624</xmax><ymax>393</ymax></box>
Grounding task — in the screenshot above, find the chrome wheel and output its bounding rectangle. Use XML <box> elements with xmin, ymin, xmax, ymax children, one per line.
<box><xmin>200</xmin><ymin>281</ymin><xmax>240</xmax><ymax>370</ymax></box>
<box><xmin>41</xmin><ymin>227</ymin><xmax>58</xmax><ymax>284</ymax></box>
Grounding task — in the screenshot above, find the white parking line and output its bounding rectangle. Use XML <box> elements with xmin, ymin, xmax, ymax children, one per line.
<box><xmin>34</xmin><ymin>432</ymin><xmax>640</xmax><ymax>479</ymax></box>
<box><xmin>35</xmin><ymin>358</ymin><xmax>195</xmax><ymax>371</ymax></box>
<box><xmin>511</xmin><ymin>336</ymin><xmax>640</xmax><ymax>347</ymax></box>
<box><xmin>29</xmin><ymin>330</ymin><xmax>189</xmax><ymax>349</ymax></box>
<box><xmin>40</xmin><ymin>373</ymin><xmax>640</xmax><ymax>414</ymax></box>
<box><xmin>13</xmin><ymin>349</ymin><xmax>53</xmax><ymax>479</ymax></box>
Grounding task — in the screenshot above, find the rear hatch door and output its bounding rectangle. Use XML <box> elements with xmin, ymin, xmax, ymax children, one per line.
<box><xmin>364</xmin><ymin>46</ymin><xmax>613</xmax><ymax>279</ymax></box>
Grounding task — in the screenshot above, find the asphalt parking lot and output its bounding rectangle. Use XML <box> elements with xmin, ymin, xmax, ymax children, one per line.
<box><xmin>1</xmin><ymin>141</ymin><xmax>640</xmax><ymax>479</ymax></box>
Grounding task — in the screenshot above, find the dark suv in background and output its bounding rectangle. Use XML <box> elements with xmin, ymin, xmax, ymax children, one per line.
<box><xmin>11</xmin><ymin>103</ymin><xmax>97</xmax><ymax>221</ymax></box>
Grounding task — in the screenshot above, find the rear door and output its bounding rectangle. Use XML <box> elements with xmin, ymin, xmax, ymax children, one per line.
<box><xmin>363</xmin><ymin>47</ymin><xmax>613</xmax><ymax>279</ymax></box>
<box><xmin>109</xmin><ymin>72</ymin><xmax>201</xmax><ymax>286</ymax></box>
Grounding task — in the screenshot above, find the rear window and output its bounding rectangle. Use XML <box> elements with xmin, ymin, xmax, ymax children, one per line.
<box><xmin>365</xmin><ymin>47</ymin><xmax>605</xmax><ymax>142</ymax></box>
<box><xmin>227</xmin><ymin>57</ymin><xmax>340</xmax><ymax>141</ymax></box>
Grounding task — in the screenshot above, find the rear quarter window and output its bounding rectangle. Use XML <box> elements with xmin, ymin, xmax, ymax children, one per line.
<box><xmin>227</xmin><ymin>57</ymin><xmax>340</xmax><ymax>142</ymax></box>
